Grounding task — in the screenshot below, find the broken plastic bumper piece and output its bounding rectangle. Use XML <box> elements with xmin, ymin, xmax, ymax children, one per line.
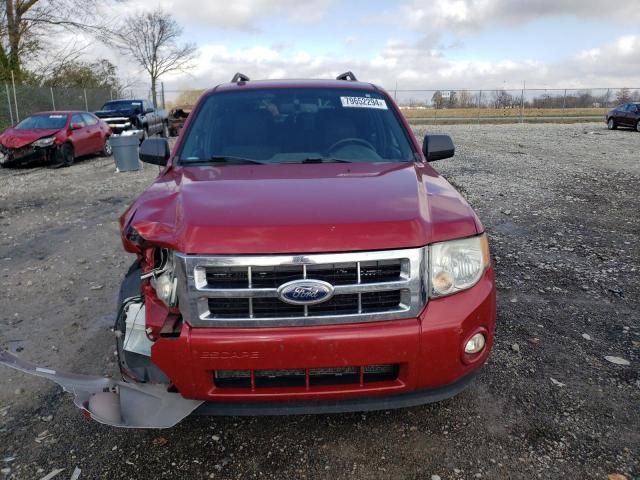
<box><xmin>0</xmin><ymin>350</ymin><xmax>202</xmax><ymax>428</ymax></box>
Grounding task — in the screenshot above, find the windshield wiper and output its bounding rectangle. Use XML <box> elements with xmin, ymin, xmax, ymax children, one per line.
<box><xmin>186</xmin><ymin>155</ymin><xmax>268</xmax><ymax>165</ymax></box>
<box><xmin>286</xmin><ymin>157</ymin><xmax>353</xmax><ymax>164</ymax></box>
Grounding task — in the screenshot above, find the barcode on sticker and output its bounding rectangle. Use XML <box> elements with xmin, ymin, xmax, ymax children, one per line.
<box><xmin>340</xmin><ymin>96</ymin><xmax>388</xmax><ymax>109</ymax></box>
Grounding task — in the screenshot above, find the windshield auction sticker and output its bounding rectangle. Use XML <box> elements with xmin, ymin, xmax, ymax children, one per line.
<box><xmin>340</xmin><ymin>96</ymin><xmax>388</xmax><ymax>109</ymax></box>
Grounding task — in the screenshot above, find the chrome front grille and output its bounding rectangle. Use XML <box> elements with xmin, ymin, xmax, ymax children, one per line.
<box><xmin>176</xmin><ymin>248</ymin><xmax>426</xmax><ymax>327</ymax></box>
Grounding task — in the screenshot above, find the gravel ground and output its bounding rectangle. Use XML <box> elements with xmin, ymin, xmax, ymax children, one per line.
<box><xmin>0</xmin><ymin>123</ymin><xmax>638</xmax><ymax>480</ymax></box>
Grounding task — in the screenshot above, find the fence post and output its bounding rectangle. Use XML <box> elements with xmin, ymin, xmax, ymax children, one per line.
<box><xmin>562</xmin><ymin>89</ymin><xmax>567</xmax><ymax>122</ymax></box>
<box><xmin>477</xmin><ymin>90</ymin><xmax>482</xmax><ymax>124</ymax></box>
<box><xmin>83</xmin><ymin>88</ymin><xmax>89</xmax><ymax>111</ymax></box>
<box><xmin>520</xmin><ymin>82</ymin><xmax>525</xmax><ymax>124</ymax></box>
<box><xmin>5</xmin><ymin>83</ymin><xmax>14</xmax><ymax>125</ymax></box>
<box><xmin>11</xmin><ymin>70</ymin><xmax>19</xmax><ymax>122</ymax></box>
<box><xmin>50</xmin><ymin>87</ymin><xmax>56</xmax><ymax>110</ymax></box>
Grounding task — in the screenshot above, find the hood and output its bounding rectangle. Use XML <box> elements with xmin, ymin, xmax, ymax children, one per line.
<box><xmin>0</xmin><ymin>128</ymin><xmax>61</xmax><ymax>149</ymax></box>
<box><xmin>122</xmin><ymin>162</ymin><xmax>480</xmax><ymax>255</ymax></box>
<box><xmin>95</xmin><ymin>108</ymin><xmax>139</xmax><ymax>118</ymax></box>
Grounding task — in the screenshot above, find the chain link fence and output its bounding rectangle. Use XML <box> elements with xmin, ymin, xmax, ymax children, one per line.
<box><xmin>2</xmin><ymin>85</ymin><xmax>637</xmax><ymax>129</ymax></box>
<box><xmin>161</xmin><ymin>86</ymin><xmax>639</xmax><ymax>125</ymax></box>
<box><xmin>0</xmin><ymin>85</ymin><xmax>116</xmax><ymax>130</ymax></box>
<box><xmin>392</xmin><ymin>87</ymin><xmax>640</xmax><ymax>124</ymax></box>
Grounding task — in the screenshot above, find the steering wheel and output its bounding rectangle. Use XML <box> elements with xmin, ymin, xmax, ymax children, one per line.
<box><xmin>327</xmin><ymin>137</ymin><xmax>376</xmax><ymax>154</ymax></box>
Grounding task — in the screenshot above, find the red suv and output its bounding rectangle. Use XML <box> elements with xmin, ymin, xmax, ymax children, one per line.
<box><xmin>0</xmin><ymin>73</ymin><xmax>496</xmax><ymax>428</ymax></box>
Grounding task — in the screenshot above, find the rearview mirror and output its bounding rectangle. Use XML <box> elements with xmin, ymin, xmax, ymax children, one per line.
<box><xmin>140</xmin><ymin>138</ymin><xmax>170</xmax><ymax>166</ymax></box>
<box><xmin>422</xmin><ymin>134</ymin><xmax>455</xmax><ymax>162</ymax></box>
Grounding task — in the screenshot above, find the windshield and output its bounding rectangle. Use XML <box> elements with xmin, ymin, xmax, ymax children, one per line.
<box><xmin>15</xmin><ymin>114</ymin><xmax>68</xmax><ymax>130</ymax></box>
<box><xmin>179</xmin><ymin>88</ymin><xmax>415</xmax><ymax>164</ymax></box>
<box><xmin>101</xmin><ymin>100</ymin><xmax>143</xmax><ymax>111</ymax></box>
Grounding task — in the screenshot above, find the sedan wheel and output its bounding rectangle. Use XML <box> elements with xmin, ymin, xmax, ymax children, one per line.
<box><xmin>607</xmin><ymin>118</ymin><xmax>616</xmax><ymax>130</ymax></box>
<box><xmin>58</xmin><ymin>143</ymin><xmax>75</xmax><ymax>167</ymax></box>
<box><xmin>636</xmin><ymin>121</ymin><xmax>640</xmax><ymax>133</ymax></box>
<box><xmin>102</xmin><ymin>137</ymin><xmax>113</xmax><ymax>157</ymax></box>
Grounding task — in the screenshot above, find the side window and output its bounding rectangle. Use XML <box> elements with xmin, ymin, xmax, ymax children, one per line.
<box><xmin>71</xmin><ymin>114</ymin><xmax>86</xmax><ymax>127</ymax></box>
<box><xmin>82</xmin><ymin>113</ymin><xmax>98</xmax><ymax>126</ymax></box>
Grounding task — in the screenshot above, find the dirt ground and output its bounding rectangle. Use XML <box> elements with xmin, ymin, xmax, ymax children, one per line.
<box><xmin>0</xmin><ymin>123</ymin><xmax>638</xmax><ymax>480</ymax></box>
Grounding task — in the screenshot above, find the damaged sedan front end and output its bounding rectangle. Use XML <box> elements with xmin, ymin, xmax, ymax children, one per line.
<box><xmin>0</xmin><ymin>137</ymin><xmax>62</xmax><ymax>166</ymax></box>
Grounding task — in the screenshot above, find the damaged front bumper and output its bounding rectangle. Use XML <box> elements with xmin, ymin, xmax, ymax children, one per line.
<box><xmin>0</xmin><ymin>144</ymin><xmax>62</xmax><ymax>166</ymax></box>
<box><xmin>0</xmin><ymin>350</ymin><xmax>202</xmax><ymax>428</ymax></box>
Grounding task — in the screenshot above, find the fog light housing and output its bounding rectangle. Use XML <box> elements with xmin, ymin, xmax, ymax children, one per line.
<box><xmin>464</xmin><ymin>333</ymin><xmax>486</xmax><ymax>354</ymax></box>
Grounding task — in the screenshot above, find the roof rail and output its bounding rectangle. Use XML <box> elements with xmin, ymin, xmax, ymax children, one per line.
<box><xmin>231</xmin><ymin>72</ymin><xmax>250</xmax><ymax>83</ymax></box>
<box><xmin>336</xmin><ymin>71</ymin><xmax>358</xmax><ymax>82</ymax></box>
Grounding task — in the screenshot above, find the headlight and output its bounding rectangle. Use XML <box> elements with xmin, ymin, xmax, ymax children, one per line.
<box><xmin>32</xmin><ymin>137</ymin><xmax>55</xmax><ymax>148</ymax></box>
<box><xmin>149</xmin><ymin>250</ymin><xmax>178</xmax><ymax>307</ymax></box>
<box><xmin>429</xmin><ymin>234</ymin><xmax>490</xmax><ymax>298</ymax></box>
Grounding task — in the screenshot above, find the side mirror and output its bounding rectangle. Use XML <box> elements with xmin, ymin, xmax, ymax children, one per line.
<box><xmin>140</xmin><ymin>138</ymin><xmax>170</xmax><ymax>166</ymax></box>
<box><xmin>422</xmin><ymin>134</ymin><xmax>455</xmax><ymax>162</ymax></box>
<box><xmin>70</xmin><ymin>123</ymin><xmax>83</xmax><ymax>130</ymax></box>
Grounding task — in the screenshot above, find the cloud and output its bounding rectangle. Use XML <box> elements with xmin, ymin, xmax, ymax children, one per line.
<box><xmin>156</xmin><ymin>34</ymin><xmax>640</xmax><ymax>102</ymax></box>
<box><xmin>123</xmin><ymin>0</ymin><xmax>333</xmax><ymax>30</ymax></box>
<box><xmin>399</xmin><ymin>0</ymin><xmax>640</xmax><ymax>32</ymax></box>
<box><xmin>570</xmin><ymin>35</ymin><xmax>640</xmax><ymax>84</ymax></box>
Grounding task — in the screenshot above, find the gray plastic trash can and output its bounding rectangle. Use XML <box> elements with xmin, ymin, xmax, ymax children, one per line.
<box><xmin>111</xmin><ymin>133</ymin><xmax>142</xmax><ymax>172</ymax></box>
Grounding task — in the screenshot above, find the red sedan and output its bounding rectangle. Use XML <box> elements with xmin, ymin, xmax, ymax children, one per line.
<box><xmin>0</xmin><ymin>111</ymin><xmax>112</xmax><ymax>168</ymax></box>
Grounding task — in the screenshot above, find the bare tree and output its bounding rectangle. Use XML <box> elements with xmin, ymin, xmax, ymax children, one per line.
<box><xmin>0</xmin><ymin>0</ymin><xmax>105</xmax><ymax>82</ymax></box>
<box><xmin>114</xmin><ymin>9</ymin><xmax>197</xmax><ymax>107</ymax></box>
<box><xmin>492</xmin><ymin>89</ymin><xmax>513</xmax><ymax>109</ymax></box>
<box><xmin>431</xmin><ymin>90</ymin><xmax>444</xmax><ymax>109</ymax></box>
<box><xmin>615</xmin><ymin>88</ymin><xmax>632</xmax><ymax>105</ymax></box>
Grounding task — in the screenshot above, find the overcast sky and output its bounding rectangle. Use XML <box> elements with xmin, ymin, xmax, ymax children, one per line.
<box><xmin>102</xmin><ymin>0</ymin><xmax>640</xmax><ymax>95</ymax></box>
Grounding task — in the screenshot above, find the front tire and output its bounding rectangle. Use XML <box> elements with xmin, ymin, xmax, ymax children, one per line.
<box><xmin>101</xmin><ymin>136</ymin><xmax>113</xmax><ymax>157</ymax></box>
<box><xmin>58</xmin><ymin>143</ymin><xmax>74</xmax><ymax>167</ymax></box>
<box><xmin>636</xmin><ymin>120</ymin><xmax>640</xmax><ymax>133</ymax></box>
<box><xmin>607</xmin><ymin>118</ymin><xmax>617</xmax><ymax>130</ymax></box>
<box><xmin>0</xmin><ymin>153</ymin><xmax>11</xmax><ymax>168</ymax></box>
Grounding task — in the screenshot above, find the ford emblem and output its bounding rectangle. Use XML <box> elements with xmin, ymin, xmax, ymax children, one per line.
<box><xmin>277</xmin><ymin>279</ymin><xmax>335</xmax><ymax>305</ymax></box>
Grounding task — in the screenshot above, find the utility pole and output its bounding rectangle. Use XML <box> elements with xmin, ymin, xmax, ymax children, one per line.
<box><xmin>5</xmin><ymin>84</ymin><xmax>14</xmax><ymax>125</ymax></box>
<box><xmin>11</xmin><ymin>71</ymin><xmax>19</xmax><ymax>122</ymax></box>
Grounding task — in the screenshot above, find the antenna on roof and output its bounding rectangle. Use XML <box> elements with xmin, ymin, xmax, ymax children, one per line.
<box><xmin>336</xmin><ymin>71</ymin><xmax>358</xmax><ymax>81</ymax></box>
<box><xmin>231</xmin><ymin>73</ymin><xmax>250</xmax><ymax>83</ymax></box>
